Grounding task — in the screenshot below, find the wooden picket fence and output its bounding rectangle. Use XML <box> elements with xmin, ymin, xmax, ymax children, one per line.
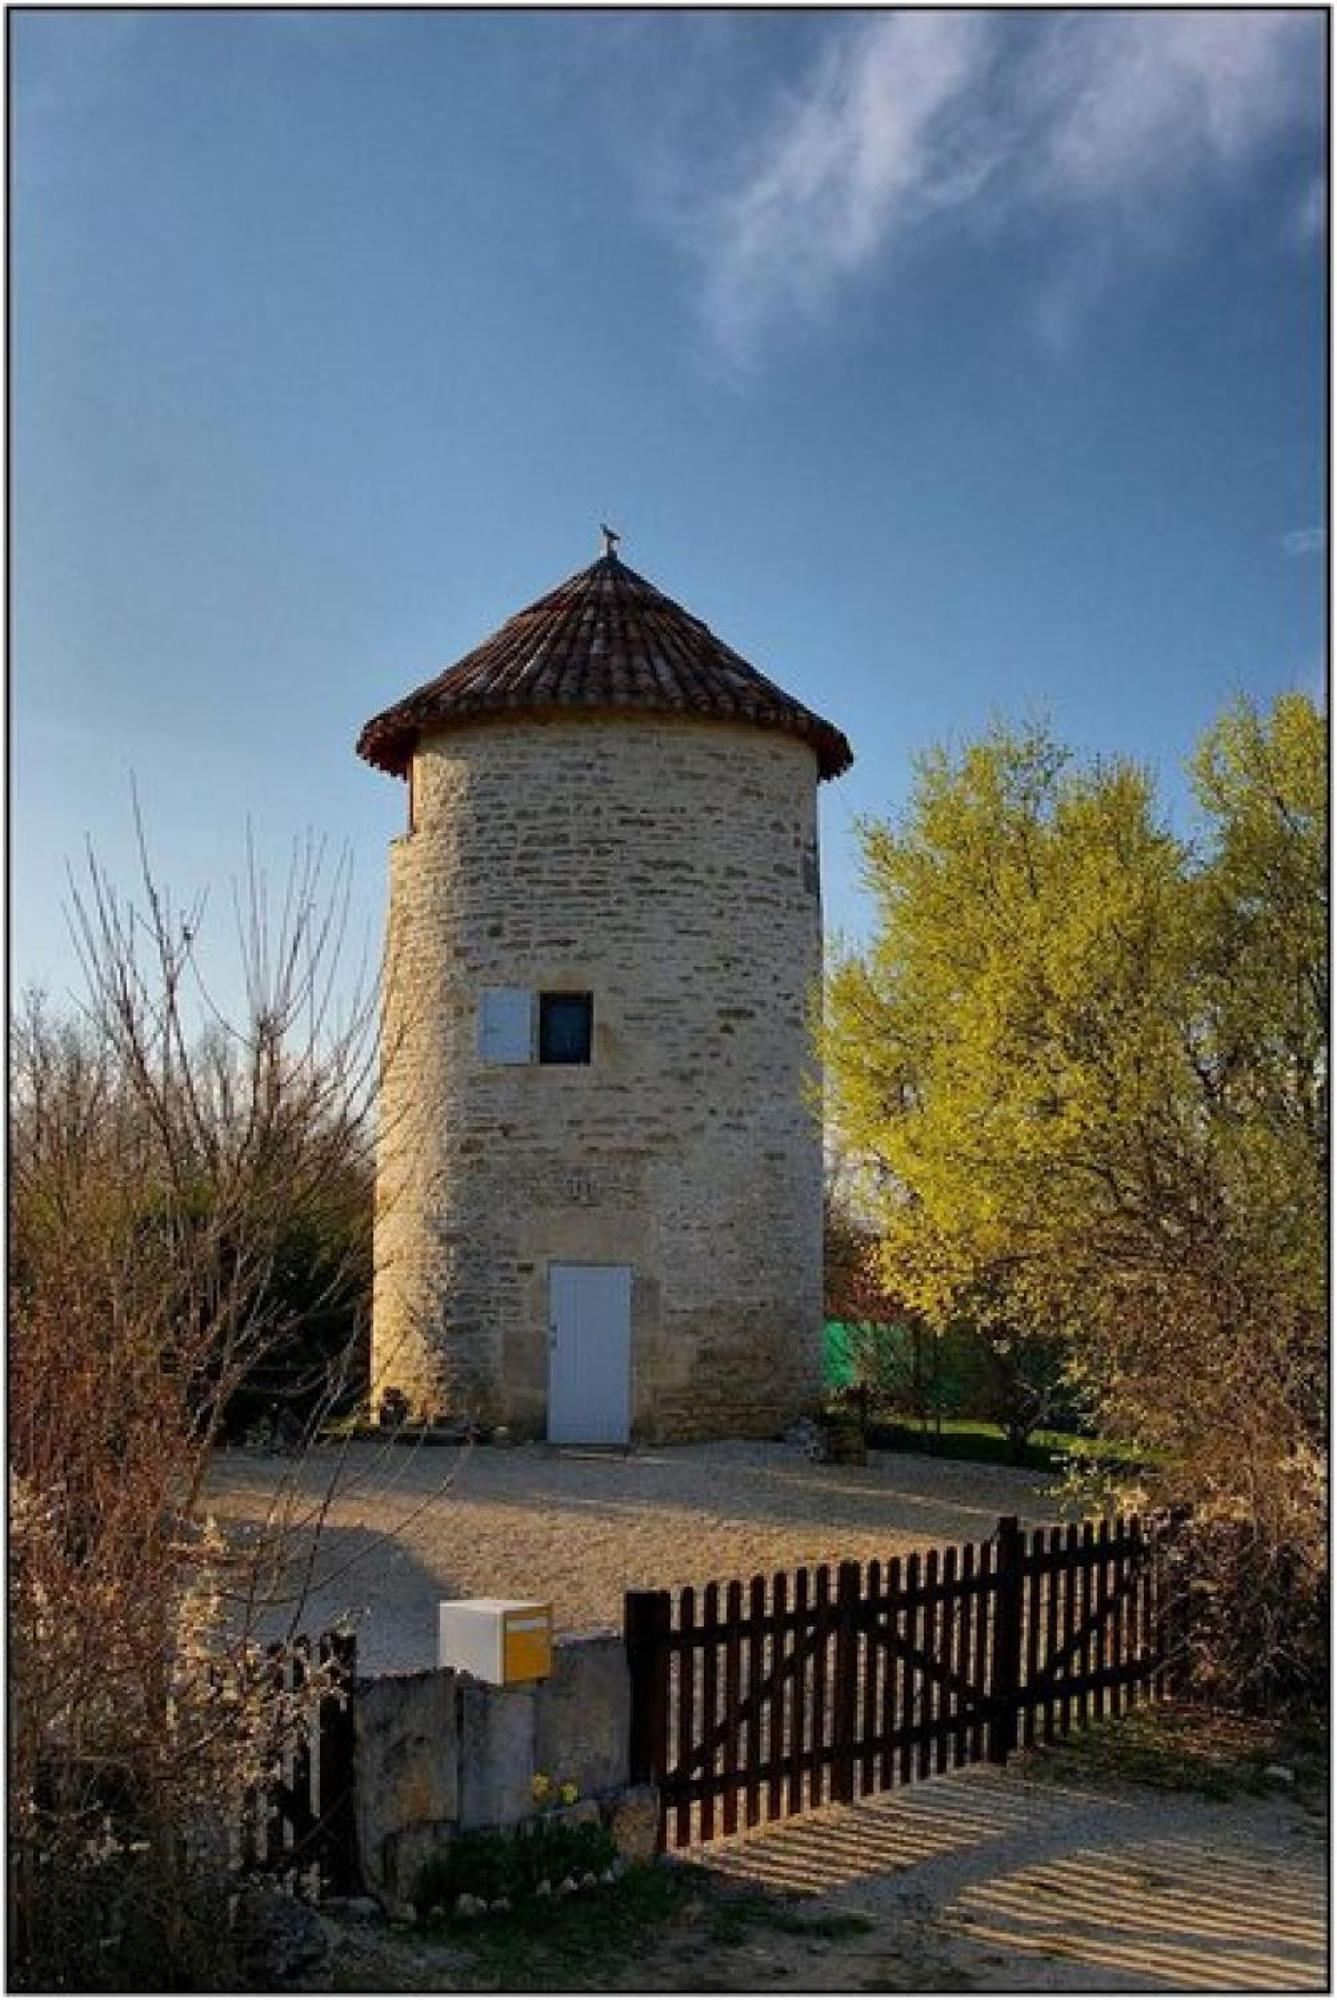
<box><xmin>625</xmin><ymin>1512</ymin><xmax>1189</xmax><ymax>1851</ymax></box>
<box><xmin>239</xmin><ymin>1630</ymin><xmax>360</xmax><ymax>1897</ymax></box>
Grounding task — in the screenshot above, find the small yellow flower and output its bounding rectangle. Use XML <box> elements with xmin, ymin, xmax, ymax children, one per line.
<box><xmin>560</xmin><ymin>1782</ymin><xmax>579</xmax><ymax>1807</ymax></box>
<box><xmin>531</xmin><ymin>1773</ymin><xmax>553</xmax><ymax>1803</ymax></box>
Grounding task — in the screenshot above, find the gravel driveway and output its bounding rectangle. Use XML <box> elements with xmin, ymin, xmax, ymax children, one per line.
<box><xmin>207</xmin><ymin>1438</ymin><xmax>1053</xmax><ymax>1674</ymax></box>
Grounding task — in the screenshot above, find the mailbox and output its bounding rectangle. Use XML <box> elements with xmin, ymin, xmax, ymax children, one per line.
<box><xmin>438</xmin><ymin>1597</ymin><xmax>554</xmax><ymax>1684</ymax></box>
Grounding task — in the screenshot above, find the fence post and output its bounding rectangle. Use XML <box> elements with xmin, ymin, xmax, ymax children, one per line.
<box><xmin>316</xmin><ymin>1631</ymin><xmax>359</xmax><ymax>1895</ymax></box>
<box><xmin>624</xmin><ymin>1589</ymin><xmax>671</xmax><ymax>1794</ymax></box>
<box><xmin>988</xmin><ymin>1516</ymin><xmax>1025</xmax><ymax>1766</ymax></box>
<box><xmin>831</xmin><ymin>1561</ymin><xmax>862</xmax><ymax>1805</ymax></box>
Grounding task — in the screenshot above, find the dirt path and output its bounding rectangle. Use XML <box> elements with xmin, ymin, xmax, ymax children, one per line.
<box><xmin>207</xmin><ymin>1438</ymin><xmax>1051</xmax><ymax>1671</ymax></box>
<box><xmin>315</xmin><ymin>1755</ymin><xmax>1326</xmax><ymax>1992</ymax></box>
<box><xmin>700</xmin><ymin>1757</ymin><xmax>1327</xmax><ymax>1990</ymax></box>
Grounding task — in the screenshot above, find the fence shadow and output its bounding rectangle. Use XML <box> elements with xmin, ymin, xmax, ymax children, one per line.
<box><xmin>706</xmin><ymin>1764</ymin><xmax>1327</xmax><ymax>1991</ymax></box>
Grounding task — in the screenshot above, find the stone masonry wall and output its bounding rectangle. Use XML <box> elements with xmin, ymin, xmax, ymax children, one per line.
<box><xmin>351</xmin><ymin>1636</ymin><xmax>650</xmax><ymax>1914</ymax></box>
<box><xmin>372</xmin><ymin>712</ymin><xmax>825</xmax><ymax>1440</ymax></box>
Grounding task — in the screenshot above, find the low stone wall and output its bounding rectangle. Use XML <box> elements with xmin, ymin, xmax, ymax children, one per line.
<box><xmin>352</xmin><ymin>1632</ymin><xmax>656</xmax><ymax>1914</ymax></box>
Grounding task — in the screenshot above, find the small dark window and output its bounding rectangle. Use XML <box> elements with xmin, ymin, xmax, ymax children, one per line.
<box><xmin>538</xmin><ymin>992</ymin><xmax>593</xmax><ymax>1065</ymax></box>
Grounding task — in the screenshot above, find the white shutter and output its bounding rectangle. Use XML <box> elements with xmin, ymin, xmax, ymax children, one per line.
<box><xmin>479</xmin><ymin>987</ymin><xmax>534</xmax><ymax>1064</ymax></box>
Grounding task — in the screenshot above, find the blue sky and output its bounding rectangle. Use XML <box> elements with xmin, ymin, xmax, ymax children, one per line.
<box><xmin>14</xmin><ymin>8</ymin><xmax>1327</xmax><ymax>1018</ymax></box>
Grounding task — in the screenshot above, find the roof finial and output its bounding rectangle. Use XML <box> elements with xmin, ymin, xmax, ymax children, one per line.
<box><xmin>600</xmin><ymin>522</ymin><xmax>621</xmax><ymax>561</ymax></box>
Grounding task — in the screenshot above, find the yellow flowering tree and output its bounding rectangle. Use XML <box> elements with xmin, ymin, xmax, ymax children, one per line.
<box><xmin>823</xmin><ymin>695</ymin><xmax>1326</xmax><ymax>1709</ymax></box>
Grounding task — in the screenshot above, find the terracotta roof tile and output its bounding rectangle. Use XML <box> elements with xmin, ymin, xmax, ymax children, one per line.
<box><xmin>356</xmin><ymin>553</ymin><xmax>853</xmax><ymax>780</ymax></box>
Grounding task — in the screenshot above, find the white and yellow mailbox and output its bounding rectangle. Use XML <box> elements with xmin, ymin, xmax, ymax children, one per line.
<box><xmin>438</xmin><ymin>1598</ymin><xmax>554</xmax><ymax>1685</ymax></box>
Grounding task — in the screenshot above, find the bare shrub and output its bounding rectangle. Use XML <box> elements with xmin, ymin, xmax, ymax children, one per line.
<box><xmin>9</xmin><ymin>826</ymin><xmax>377</xmax><ymax>1988</ymax></box>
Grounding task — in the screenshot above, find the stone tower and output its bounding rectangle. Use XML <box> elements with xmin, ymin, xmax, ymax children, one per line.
<box><xmin>357</xmin><ymin>540</ymin><xmax>852</xmax><ymax>1443</ymax></box>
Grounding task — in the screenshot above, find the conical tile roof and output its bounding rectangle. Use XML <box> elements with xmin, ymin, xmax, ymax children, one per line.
<box><xmin>357</xmin><ymin>551</ymin><xmax>853</xmax><ymax>780</ymax></box>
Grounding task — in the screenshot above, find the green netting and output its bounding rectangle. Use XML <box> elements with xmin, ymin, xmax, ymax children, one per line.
<box><xmin>823</xmin><ymin>1319</ymin><xmax>855</xmax><ymax>1387</ymax></box>
<box><xmin>822</xmin><ymin>1321</ymin><xmax>976</xmax><ymax>1406</ymax></box>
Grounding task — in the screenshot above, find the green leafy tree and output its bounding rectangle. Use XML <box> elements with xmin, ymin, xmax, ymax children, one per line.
<box><xmin>823</xmin><ymin>696</ymin><xmax>1326</xmax><ymax>1708</ymax></box>
<box><xmin>936</xmin><ymin>1285</ymin><xmax>1071</xmax><ymax>1460</ymax></box>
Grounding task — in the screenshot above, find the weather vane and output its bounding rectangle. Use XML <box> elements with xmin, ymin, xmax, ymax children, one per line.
<box><xmin>600</xmin><ymin>522</ymin><xmax>621</xmax><ymax>560</ymax></box>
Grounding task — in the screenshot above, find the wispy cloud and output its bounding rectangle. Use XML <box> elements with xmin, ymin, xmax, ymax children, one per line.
<box><xmin>1282</xmin><ymin>527</ymin><xmax>1327</xmax><ymax>559</ymax></box>
<box><xmin>1027</xmin><ymin>11</ymin><xmax>1319</xmax><ymax>204</ymax></box>
<box><xmin>697</xmin><ymin>13</ymin><xmax>996</xmax><ymax>356</ymax></box>
<box><xmin>681</xmin><ymin>11</ymin><xmax>1322</xmax><ymax>361</ymax></box>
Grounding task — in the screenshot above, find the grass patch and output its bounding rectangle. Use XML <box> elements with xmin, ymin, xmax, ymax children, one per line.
<box><xmin>768</xmin><ymin>1908</ymin><xmax>875</xmax><ymax>1941</ymax></box>
<box><xmin>1022</xmin><ymin>1703</ymin><xmax>1327</xmax><ymax>1802</ymax></box>
<box><xmin>420</xmin><ymin>1860</ymin><xmax>873</xmax><ymax>1988</ymax></box>
<box><xmin>699</xmin><ymin>1883</ymin><xmax>874</xmax><ymax>1948</ymax></box>
<box><xmin>859</xmin><ymin>1416</ymin><xmax>1155</xmax><ymax>1476</ymax></box>
<box><xmin>421</xmin><ymin>1860</ymin><xmax>696</xmax><ymax>1987</ymax></box>
<box><xmin>412</xmin><ymin>1815</ymin><xmax>616</xmax><ymax>1916</ymax></box>
<box><xmin>772</xmin><ymin>1904</ymin><xmax>876</xmax><ymax>1936</ymax></box>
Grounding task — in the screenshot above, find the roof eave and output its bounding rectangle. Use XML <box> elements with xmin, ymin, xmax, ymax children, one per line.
<box><xmin>356</xmin><ymin>702</ymin><xmax>853</xmax><ymax>781</ymax></box>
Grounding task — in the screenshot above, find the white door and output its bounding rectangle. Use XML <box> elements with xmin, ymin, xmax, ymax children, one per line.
<box><xmin>548</xmin><ymin>1264</ymin><xmax>632</xmax><ymax>1445</ymax></box>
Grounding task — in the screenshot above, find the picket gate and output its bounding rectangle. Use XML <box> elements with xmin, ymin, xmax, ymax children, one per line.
<box><xmin>626</xmin><ymin>1512</ymin><xmax>1189</xmax><ymax>1850</ymax></box>
<box><xmin>240</xmin><ymin>1630</ymin><xmax>359</xmax><ymax>1897</ymax></box>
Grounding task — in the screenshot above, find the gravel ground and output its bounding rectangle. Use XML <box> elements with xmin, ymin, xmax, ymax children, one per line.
<box><xmin>206</xmin><ymin>1437</ymin><xmax>1054</xmax><ymax>1673</ymax></box>
<box><xmin>310</xmin><ymin>1756</ymin><xmax>1326</xmax><ymax>1992</ymax></box>
<box><xmin>702</xmin><ymin>1756</ymin><xmax>1328</xmax><ymax>1990</ymax></box>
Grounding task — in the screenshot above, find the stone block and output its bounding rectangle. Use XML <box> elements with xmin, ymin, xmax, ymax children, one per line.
<box><xmin>534</xmin><ymin>1635</ymin><xmax>630</xmax><ymax>1799</ymax></box>
<box><xmin>381</xmin><ymin>1820</ymin><xmax>455</xmax><ymax>1917</ymax></box>
<box><xmin>353</xmin><ymin>1668</ymin><xmax>458</xmax><ymax>1904</ymax></box>
<box><xmin>603</xmin><ymin>1783</ymin><xmax>660</xmax><ymax>1865</ymax></box>
<box><xmin>458</xmin><ymin>1678</ymin><xmax>537</xmax><ymax>1829</ymax></box>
